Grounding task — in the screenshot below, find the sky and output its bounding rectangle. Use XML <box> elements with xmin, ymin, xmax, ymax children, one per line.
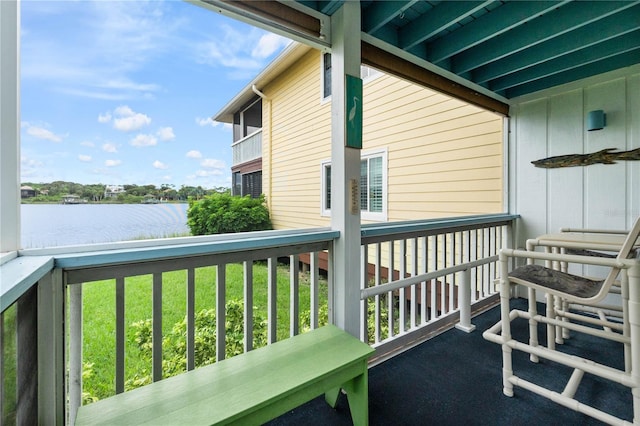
<box><xmin>19</xmin><ymin>0</ymin><xmax>291</xmax><ymax>189</ymax></box>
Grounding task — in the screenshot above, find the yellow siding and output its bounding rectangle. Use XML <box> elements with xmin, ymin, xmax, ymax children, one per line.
<box><xmin>261</xmin><ymin>50</ymin><xmax>503</xmax><ymax>229</ymax></box>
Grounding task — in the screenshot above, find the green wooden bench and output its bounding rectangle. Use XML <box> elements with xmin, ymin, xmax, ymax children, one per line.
<box><xmin>75</xmin><ymin>324</ymin><xmax>374</xmax><ymax>425</ymax></box>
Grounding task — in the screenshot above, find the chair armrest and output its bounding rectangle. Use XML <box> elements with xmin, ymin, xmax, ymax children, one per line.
<box><xmin>526</xmin><ymin>238</ymin><xmax>626</xmax><ymax>253</ymax></box>
<box><xmin>499</xmin><ymin>248</ymin><xmax>630</xmax><ymax>269</ymax></box>
<box><xmin>559</xmin><ymin>227</ymin><xmax>628</xmax><ymax>235</ymax></box>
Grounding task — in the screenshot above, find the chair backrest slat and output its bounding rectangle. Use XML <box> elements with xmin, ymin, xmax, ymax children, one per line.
<box><xmin>600</xmin><ymin>216</ymin><xmax>640</xmax><ymax>295</ymax></box>
<box><xmin>616</xmin><ymin>216</ymin><xmax>640</xmax><ymax>261</ymax></box>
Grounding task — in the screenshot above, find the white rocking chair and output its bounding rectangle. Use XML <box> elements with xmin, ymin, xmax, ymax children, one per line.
<box><xmin>483</xmin><ymin>216</ymin><xmax>640</xmax><ymax>425</ymax></box>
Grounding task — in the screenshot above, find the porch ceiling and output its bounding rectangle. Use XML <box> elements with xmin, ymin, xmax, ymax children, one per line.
<box><xmin>201</xmin><ymin>1</ymin><xmax>640</xmax><ymax>105</ymax></box>
<box><xmin>299</xmin><ymin>0</ymin><xmax>640</xmax><ymax>100</ymax></box>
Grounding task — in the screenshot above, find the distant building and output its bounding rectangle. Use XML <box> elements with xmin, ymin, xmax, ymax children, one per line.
<box><xmin>104</xmin><ymin>184</ymin><xmax>125</xmax><ymax>198</ymax></box>
<box><xmin>62</xmin><ymin>195</ymin><xmax>87</xmax><ymax>204</ymax></box>
<box><xmin>20</xmin><ymin>185</ymin><xmax>36</xmax><ymax>198</ymax></box>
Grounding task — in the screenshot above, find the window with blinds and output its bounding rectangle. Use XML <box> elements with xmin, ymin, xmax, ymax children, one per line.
<box><xmin>321</xmin><ymin>149</ymin><xmax>387</xmax><ymax>221</ymax></box>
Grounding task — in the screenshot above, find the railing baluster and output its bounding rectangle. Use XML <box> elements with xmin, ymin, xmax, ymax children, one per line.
<box><xmin>388</xmin><ymin>240</ymin><xmax>395</xmax><ymax>338</ymax></box>
<box><xmin>310</xmin><ymin>252</ymin><xmax>319</xmax><ymax>330</ymax></box>
<box><xmin>440</xmin><ymin>234</ymin><xmax>446</xmax><ymax>315</ymax></box>
<box><xmin>420</xmin><ymin>236</ymin><xmax>427</xmax><ymax>325</ymax></box>
<box><xmin>290</xmin><ymin>255</ymin><xmax>299</xmax><ymax>337</ymax></box>
<box><xmin>484</xmin><ymin>227</ymin><xmax>491</xmax><ymax>295</ymax></box>
<box><xmin>68</xmin><ymin>283</ymin><xmax>82</xmax><ymax>423</ymax></box>
<box><xmin>152</xmin><ymin>273</ymin><xmax>162</xmax><ymax>382</ymax></box>
<box><xmin>361</xmin><ymin>245</ymin><xmax>368</xmax><ymax>342</ymax></box>
<box><xmin>187</xmin><ymin>268</ymin><xmax>195</xmax><ymax>369</ymax></box>
<box><xmin>471</xmin><ymin>229</ymin><xmax>479</xmax><ymax>299</ymax></box>
<box><xmin>430</xmin><ymin>235</ymin><xmax>437</xmax><ymax>321</ymax></box>
<box><xmin>449</xmin><ymin>232</ymin><xmax>455</xmax><ymax>312</ymax></box>
<box><xmin>216</xmin><ymin>264</ymin><xmax>226</xmax><ymax>361</ymax></box>
<box><xmin>268</xmin><ymin>257</ymin><xmax>277</xmax><ymax>344</ymax></box>
<box><xmin>399</xmin><ymin>240</ymin><xmax>407</xmax><ymax>333</ymax></box>
<box><xmin>375</xmin><ymin>242</ymin><xmax>382</xmax><ymax>343</ymax></box>
<box><xmin>411</xmin><ymin>237</ymin><xmax>418</xmax><ymax>329</ymax></box>
<box><xmin>115</xmin><ymin>277</ymin><xmax>125</xmax><ymax>394</ymax></box>
<box><xmin>243</xmin><ymin>261</ymin><xmax>253</xmax><ymax>352</ymax></box>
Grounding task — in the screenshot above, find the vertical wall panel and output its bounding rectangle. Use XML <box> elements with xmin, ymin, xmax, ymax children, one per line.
<box><xmin>513</xmin><ymin>99</ymin><xmax>548</xmax><ymax>242</ymax></box>
<box><xmin>511</xmin><ymin>65</ymin><xmax>640</xmax><ymax>247</ymax></box>
<box><xmin>584</xmin><ymin>78</ymin><xmax>627</xmax><ymax>230</ymax></box>
<box><xmin>627</xmin><ymin>74</ymin><xmax>640</xmax><ymax>227</ymax></box>
<box><xmin>547</xmin><ymin>90</ymin><xmax>584</xmax><ymax>232</ymax></box>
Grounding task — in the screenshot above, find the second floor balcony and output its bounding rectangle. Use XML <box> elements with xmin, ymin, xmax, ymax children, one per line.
<box><xmin>232</xmin><ymin>129</ymin><xmax>262</xmax><ymax>167</ymax></box>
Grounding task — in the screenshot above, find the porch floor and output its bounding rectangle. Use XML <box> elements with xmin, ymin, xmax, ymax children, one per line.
<box><xmin>268</xmin><ymin>298</ymin><xmax>631</xmax><ymax>425</ymax></box>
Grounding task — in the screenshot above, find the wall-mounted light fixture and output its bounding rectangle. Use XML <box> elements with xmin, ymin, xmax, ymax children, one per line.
<box><xmin>587</xmin><ymin>110</ymin><xmax>606</xmax><ymax>131</ymax></box>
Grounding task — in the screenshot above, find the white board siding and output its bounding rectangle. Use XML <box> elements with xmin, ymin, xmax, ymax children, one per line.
<box><xmin>263</xmin><ymin>49</ymin><xmax>504</xmax><ymax>229</ymax></box>
<box><xmin>510</xmin><ymin>65</ymin><xmax>640</xmax><ymax>248</ymax></box>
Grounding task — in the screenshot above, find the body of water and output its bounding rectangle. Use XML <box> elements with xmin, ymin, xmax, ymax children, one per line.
<box><xmin>21</xmin><ymin>203</ymin><xmax>190</xmax><ymax>249</ymax></box>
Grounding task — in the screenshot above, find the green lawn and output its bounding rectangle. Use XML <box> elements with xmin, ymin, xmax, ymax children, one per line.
<box><xmin>2</xmin><ymin>306</ymin><xmax>17</xmax><ymax>424</ymax></box>
<box><xmin>81</xmin><ymin>262</ymin><xmax>330</xmax><ymax>400</ymax></box>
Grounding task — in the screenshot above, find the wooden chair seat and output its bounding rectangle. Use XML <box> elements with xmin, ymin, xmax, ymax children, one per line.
<box><xmin>509</xmin><ymin>264</ymin><xmax>604</xmax><ymax>299</ymax></box>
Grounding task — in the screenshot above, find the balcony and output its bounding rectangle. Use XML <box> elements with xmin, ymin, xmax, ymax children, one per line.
<box><xmin>232</xmin><ymin>130</ymin><xmax>262</xmax><ymax>167</ymax></box>
<box><xmin>2</xmin><ymin>214</ymin><xmax>525</xmax><ymax>424</ymax></box>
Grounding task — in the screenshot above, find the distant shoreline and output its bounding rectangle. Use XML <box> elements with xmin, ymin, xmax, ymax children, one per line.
<box><xmin>21</xmin><ymin>199</ymin><xmax>189</xmax><ymax>205</ymax></box>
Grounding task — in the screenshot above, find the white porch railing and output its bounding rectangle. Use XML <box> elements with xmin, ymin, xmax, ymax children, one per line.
<box><xmin>360</xmin><ymin>214</ymin><xmax>514</xmax><ymax>362</ymax></box>
<box><xmin>0</xmin><ymin>214</ymin><xmax>517</xmax><ymax>424</ymax></box>
<box><xmin>232</xmin><ymin>129</ymin><xmax>262</xmax><ymax>166</ymax></box>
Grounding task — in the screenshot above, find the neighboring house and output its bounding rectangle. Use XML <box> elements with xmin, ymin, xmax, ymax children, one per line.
<box><xmin>104</xmin><ymin>184</ymin><xmax>125</xmax><ymax>198</ymax></box>
<box><xmin>20</xmin><ymin>186</ymin><xmax>36</xmax><ymax>198</ymax></box>
<box><xmin>214</xmin><ymin>42</ymin><xmax>504</xmax><ymax>230</ymax></box>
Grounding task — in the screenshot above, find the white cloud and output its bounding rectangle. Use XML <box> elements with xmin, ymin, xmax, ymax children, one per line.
<box><xmin>131</xmin><ymin>133</ymin><xmax>157</xmax><ymax>147</ymax></box>
<box><xmin>252</xmin><ymin>33</ymin><xmax>290</xmax><ymax>59</ymax></box>
<box><xmin>111</xmin><ymin>105</ymin><xmax>151</xmax><ymax>132</ymax></box>
<box><xmin>195</xmin><ymin>169</ymin><xmax>223</xmax><ymax>177</ymax></box>
<box><xmin>78</xmin><ymin>154</ymin><xmax>92</xmax><ymax>162</ymax></box>
<box><xmin>102</xmin><ymin>143</ymin><xmax>118</xmax><ymax>153</ymax></box>
<box><xmin>201</xmin><ymin>158</ymin><xmax>226</xmax><ymax>169</ymax></box>
<box><xmin>21</xmin><ymin>155</ymin><xmax>44</xmax><ymax>168</ymax></box>
<box><xmin>23</xmin><ymin>123</ymin><xmax>64</xmax><ymax>142</ymax></box>
<box><xmin>195</xmin><ymin>25</ymin><xmax>290</xmax><ymax>79</ymax></box>
<box><xmin>153</xmin><ymin>160</ymin><xmax>168</xmax><ymax>169</ymax></box>
<box><xmin>98</xmin><ymin>112</ymin><xmax>112</xmax><ymax>123</ymax></box>
<box><xmin>157</xmin><ymin>127</ymin><xmax>175</xmax><ymax>141</ymax></box>
<box><xmin>196</xmin><ymin>116</ymin><xmax>219</xmax><ymax>127</ymax></box>
<box><xmin>186</xmin><ymin>150</ymin><xmax>202</xmax><ymax>159</ymax></box>
<box><xmin>20</xmin><ymin>1</ymin><xmax>179</xmax><ymax>100</ymax></box>
<box><xmin>101</xmin><ymin>79</ymin><xmax>160</xmax><ymax>93</ymax></box>
<box><xmin>105</xmin><ymin>159</ymin><xmax>122</xmax><ymax>167</ymax></box>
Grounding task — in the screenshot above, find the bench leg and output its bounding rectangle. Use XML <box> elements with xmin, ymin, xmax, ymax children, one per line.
<box><xmin>343</xmin><ymin>366</ymin><xmax>369</xmax><ymax>426</ymax></box>
<box><xmin>324</xmin><ymin>387</ymin><xmax>341</xmax><ymax>408</ymax></box>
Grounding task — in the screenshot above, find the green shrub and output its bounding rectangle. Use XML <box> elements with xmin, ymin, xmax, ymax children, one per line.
<box><xmin>126</xmin><ymin>300</ymin><xmax>268</xmax><ymax>390</ymax></box>
<box><xmin>187</xmin><ymin>193</ymin><xmax>272</xmax><ymax>235</ymax></box>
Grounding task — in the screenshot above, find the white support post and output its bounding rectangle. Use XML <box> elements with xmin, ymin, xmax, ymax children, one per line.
<box><xmin>329</xmin><ymin>2</ymin><xmax>361</xmax><ymax>338</ymax></box>
<box><xmin>37</xmin><ymin>269</ymin><xmax>65</xmax><ymax>425</ymax></box>
<box><xmin>0</xmin><ymin>0</ymin><xmax>21</xmax><ymax>253</ymax></box>
<box><xmin>455</xmin><ymin>269</ymin><xmax>476</xmax><ymax>333</ymax></box>
<box><xmin>68</xmin><ymin>284</ymin><xmax>83</xmax><ymax>424</ymax></box>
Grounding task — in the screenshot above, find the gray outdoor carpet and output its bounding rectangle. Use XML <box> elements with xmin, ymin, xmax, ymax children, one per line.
<box><xmin>267</xmin><ymin>298</ymin><xmax>630</xmax><ymax>425</ymax></box>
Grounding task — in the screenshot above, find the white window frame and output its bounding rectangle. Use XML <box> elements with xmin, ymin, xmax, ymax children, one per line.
<box><xmin>321</xmin><ymin>51</ymin><xmax>332</xmax><ymax>103</ymax></box>
<box><xmin>321</xmin><ymin>148</ymin><xmax>388</xmax><ymax>222</ymax></box>
<box><xmin>320</xmin><ymin>52</ymin><xmax>382</xmax><ymax>103</ymax></box>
